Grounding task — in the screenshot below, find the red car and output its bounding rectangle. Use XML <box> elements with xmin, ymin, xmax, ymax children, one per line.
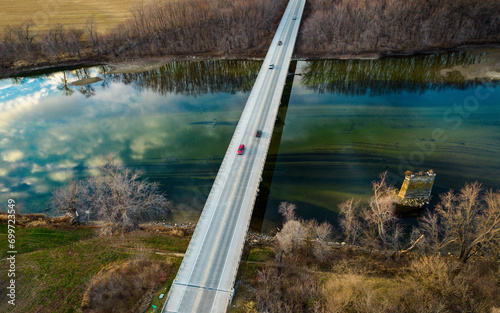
<box><xmin>278</xmin><ymin>41</ymin><xmax>282</xmax><ymax>46</ymax></box>
<box><xmin>237</xmin><ymin>144</ymin><xmax>245</xmax><ymax>155</ymax></box>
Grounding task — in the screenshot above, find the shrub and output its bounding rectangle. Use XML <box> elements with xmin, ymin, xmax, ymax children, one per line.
<box><xmin>81</xmin><ymin>259</ymin><xmax>173</xmax><ymax>313</ymax></box>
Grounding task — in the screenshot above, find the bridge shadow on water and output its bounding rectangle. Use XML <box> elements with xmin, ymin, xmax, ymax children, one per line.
<box><xmin>249</xmin><ymin>61</ymin><xmax>297</xmax><ymax>233</ymax></box>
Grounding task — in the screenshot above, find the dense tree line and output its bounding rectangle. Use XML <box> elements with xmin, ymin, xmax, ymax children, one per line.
<box><xmin>0</xmin><ymin>0</ymin><xmax>284</xmax><ymax>75</ymax></box>
<box><xmin>2</xmin><ymin>0</ymin><xmax>498</xmax><ymax>76</ymax></box>
<box><xmin>119</xmin><ymin>0</ymin><xmax>282</xmax><ymax>56</ymax></box>
<box><xmin>299</xmin><ymin>0</ymin><xmax>500</xmax><ymax>56</ymax></box>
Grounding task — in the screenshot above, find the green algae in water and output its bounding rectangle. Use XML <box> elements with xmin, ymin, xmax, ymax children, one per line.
<box><xmin>257</xmin><ymin>50</ymin><xmax>500</xmax><ymax>232</ymax></box>
<box><xmin>0</xmin><ymin>52</ymin><xmax>499</xmax><ymax>233</ymax></box>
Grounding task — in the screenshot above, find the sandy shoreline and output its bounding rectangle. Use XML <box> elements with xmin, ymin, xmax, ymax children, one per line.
<box><xmin>439</xmin><ymin>47</ymin><xmax>500</xmax><ymax>80</ymax></box>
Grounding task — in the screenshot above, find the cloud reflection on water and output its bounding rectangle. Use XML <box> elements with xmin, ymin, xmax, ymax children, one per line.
<box><xmin>0</xmin><ymin>62</ymin><xmax>252</xmax><ymax>213</ymax></box>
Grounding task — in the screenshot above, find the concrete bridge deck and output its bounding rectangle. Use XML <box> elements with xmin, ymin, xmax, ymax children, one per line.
<box><xmin>162</xmin><ymin>0</ymin><xmax>306</xmax><ymax>311</ymax></box>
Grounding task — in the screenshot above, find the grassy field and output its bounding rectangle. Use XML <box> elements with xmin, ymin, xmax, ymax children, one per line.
<box><xmin>0</xmin><ymin>223</ymin><xmax>95</xmax><ymax>259</ymax></box>
<box><xmin>0</xmin><ymin>223</ymin><xmax>188</xmax><ymax>312</ymax></box>
<box><xmin>0</xmin><ymin>0</ymin><xmax>139</xmax><ymax>33</ymax></box>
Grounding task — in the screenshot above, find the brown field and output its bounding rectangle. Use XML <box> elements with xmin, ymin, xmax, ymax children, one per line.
<box><xmin>0</xmin><ymin>0</ymin><xmax>139</xmax><ymax>34</ymax></box>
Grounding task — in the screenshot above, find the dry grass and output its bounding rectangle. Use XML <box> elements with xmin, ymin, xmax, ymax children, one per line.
<box><xmin>24</xmin><ymin>219</ymin><xmax>49</xmax><ymax>228</ymax></box>
<box><xmin>0</xmin><ymin>212</ymin><xmax>73</xmax><ymax>227</ymax></box>
<box><xmin>0</xmin><ymin>0</ymin><xmax>139</xmax><ymax>34</ymax></box>
<box><xmin>243</xmin><ymin>252</ymin><xmax>500</xmax><ymax>313</ymax></box>
<box><xmin>320</xmin><ymin>255</ymin><xmax>500</xmax><ymax>313</ymax></box>
<box><xmin>81</xmin><ymin>259</ymin><xmax>174</xmax><ymax>313</ymax></box>
<box><xmin>235</xmin><ymin>195</ymin><xmax>500</xmax><ymax>313</ymax></box>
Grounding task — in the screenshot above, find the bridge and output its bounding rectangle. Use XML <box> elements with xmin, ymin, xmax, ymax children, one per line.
<box><xmin>162</xmin><ymin>0</ymin><xmax>306</xmax><ymax>312</ymax></box>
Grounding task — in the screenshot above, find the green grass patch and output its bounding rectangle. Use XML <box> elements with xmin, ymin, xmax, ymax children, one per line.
<box><xmin>248</xmin><ymin>247</ymin><xmax>274</xmax><ymax>262</ymax></box>
<box><xmin>0</xmin><ymin>224</ymin><xmax>95</xmax><ymax>259</ymax></box>
<box><xmin>140</xmin><ymin>235</ymin><xmax>191</xmax><ymax>253</ymax></box>
<box><xmin>242</xmin><ymin>262</ymin><xmax>264</xmax><ymax>280</ymax></box>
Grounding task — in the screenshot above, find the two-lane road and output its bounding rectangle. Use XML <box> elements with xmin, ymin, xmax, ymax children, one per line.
<box><xmin>162</xmin><ymin>0</ymin><xmax>306</xmax><ymax>312</ymax></box>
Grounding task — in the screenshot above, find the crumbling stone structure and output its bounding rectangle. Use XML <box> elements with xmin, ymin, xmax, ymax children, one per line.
<box><xmin>398</xmin><ymin>170</ymin><xmax>436</xmax><ymax>208</ymax></box>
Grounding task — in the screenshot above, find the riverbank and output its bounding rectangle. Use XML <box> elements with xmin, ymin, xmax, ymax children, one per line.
<box><xmin>2</xmin><ymin>43</ymin><xmax>500</xmax><ymax>80</ymax></box>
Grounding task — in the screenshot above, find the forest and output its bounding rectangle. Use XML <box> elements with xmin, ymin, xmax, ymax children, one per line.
<box><xmin>0</xmin><ymin>0</ymin><xmax>284</xmax><ymax>76</ymax></box>
<box><xmin>1</xmin><ymin>0</ymin><xmax>499</xmax><ymax>76</ymax></box>
<box><xmin>299</xmin><ymin>0</ymin><xmax>500</xmax><ymax>56</ymax></box>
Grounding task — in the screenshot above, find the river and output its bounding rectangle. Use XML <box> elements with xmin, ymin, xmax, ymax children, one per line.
<box><xmin>0</xmin><ymin>49</ymin><xmax>499</xmax><ymax>233</ymax></box>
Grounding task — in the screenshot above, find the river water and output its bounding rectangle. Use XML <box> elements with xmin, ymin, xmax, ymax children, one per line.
<box><xmin>1</xmin><ymin>49</ymin><xmax>499</xmax><ymax>233</ymax></box>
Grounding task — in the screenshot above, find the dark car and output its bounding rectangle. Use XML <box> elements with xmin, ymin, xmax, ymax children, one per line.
<box><xmin>278</xmin><ymin>41</ymin><xmax>282</xmax><ymax>46</ymax></box>
<box><xmin>256</xmin><ymin>130</ymin><xmax>262</xmax><ymax>137</ymax></box>
<box><xmin>269</xmin><ymin>64</ymin><xmax>274</xmax><ymax>69</ymax></box>
<box><xmin>293</xmin><ymin>15</ymin><xmax>297</xmax><ymax>20</ymax></box>
<box><xmin>237</xmin><ymin>144</ymin><xmax>245</xmax><ymax>155</ymax></box>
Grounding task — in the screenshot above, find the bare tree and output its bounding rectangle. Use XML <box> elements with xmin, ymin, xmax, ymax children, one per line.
<box><xmin>50</xmin><ymin>180</ymin><xmax>85</xmax><ymax>224</ymax></box>
<box><xmin>50</xmin><ymin>156</ymin><xmax>172</xmax><ymax>233</ymax></box>
<box><xmin>15</xmin><ymin>20</ymin><xmax>37</xmax><ymax>53</ymax></box>
<box><xmin>276</xmin><ymin>201</ymin><xmax>303</xmax><ymax>261</ymax></box>
<box><xmin>314</xmin><ymin>221</ymin><xmax>332</xmax><ymax>242</ymax></box>
<box><xmin>414</xmin><ymin>209</ymin><xmax>442</xmax><ymax>253</ymax></box>
<box><xmin>85</xmin><ymin>16</ymin><xmax>100</xmax><ymax>54</ymax></box>
<box><xmin>339</xmin><ymin>198</ymin><xmax>362</xmax><ymax>245</ymax></box>
<box><xmin>278</xmin><ymin>201</ymin><xmax>297</xmax><ymax>222</ymax></box>
<box><xmin>418</xmin><ymin>182</ymin><xmax>500</xmax><ymax>262</ymax></box>
<box><xmin>276</xmin><ymin>219</ymin><xmax>306</xmax><ymax>256</ymax></box>
<box><xmin>86</xmin><ymin>156</ymin><xmax>172</xmax><ymax>233</ymax></box>
<box><xmin>275</xmin><ymin>202</ymin><xmax>333</xmax><ymax>262</ymax></box>
<box><xmin>66</xmin><ymin>28</ymin><xmax>85</xmax><ymax>58</ymax></box>
<box><xmin>481</xmin><ymin>189</ymin><xmax>500</xmax><ymax>260</ymax></box>
<box><xmin>312</xmin><ymin>220</ymin><xmax>332</xmax><ymax>261</ymax></box>
<box><xmin>362</xmin><ymin>172</ymin><xmax>400</xmax><ymax>250</ymax></box>
<box><xmin>43</xmin><ymin>25</ymin><xmax>65</xmax><ymax>60</ymax></box>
